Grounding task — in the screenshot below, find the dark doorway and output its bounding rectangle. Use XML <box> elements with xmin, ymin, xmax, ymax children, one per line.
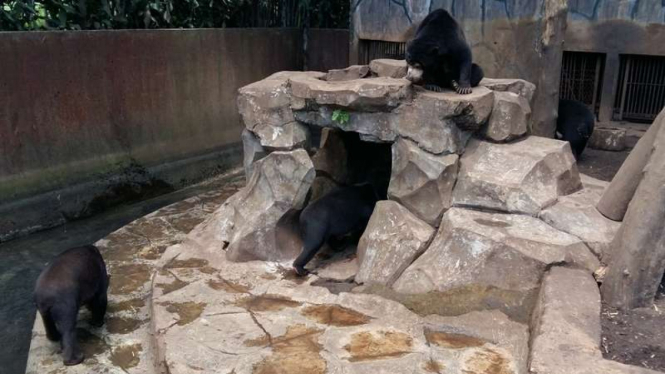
<box><xmin>613</xmin><ymin>54</ymin><xmax>665</xmax><ymax>123</ymax></box>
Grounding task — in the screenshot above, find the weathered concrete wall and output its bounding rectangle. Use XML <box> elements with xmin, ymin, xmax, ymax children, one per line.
<box><xmin>307</xmin><ymin>28</ymin><xmax>350</xmax><ymax>72</ymax></box>
<box><xmin>350</xmin><ymin>0</ymin><xmax>568</xmax><ymax>137</ymax></box>
<box><xmin>0</xmin><ymin>28</ymin><xmax>304</xmax><ymax>242</ymax></box>
<box><xmin>565</xmin><ymin>1</ymin><xmax>665</xmax><ymax>122</ymax></box>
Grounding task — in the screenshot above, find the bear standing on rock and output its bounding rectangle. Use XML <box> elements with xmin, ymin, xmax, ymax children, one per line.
<box><xmin>405</xmin><ymin>9</ymin><xmax>484</xmax><ymax>95</ymax></box>
<box><xmin>34</xmin><ymin>245</ymin><xmax>109</xmax><ymax>366</ymax></box>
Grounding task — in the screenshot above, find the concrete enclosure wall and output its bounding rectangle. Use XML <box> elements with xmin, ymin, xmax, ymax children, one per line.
<box><xmin>307</xmin><ymin>28</ymin><xmax>351</xmax><ymax>72</ymax></box>
<box><xmin>0</xmin><ymin>28</ymin><xmax>312</xmax><ymax>241</ymax></box>
<box><xmin>565</xmin><ymin>1</ymin><xmax>665</xmax><ymax>122</ymax></box>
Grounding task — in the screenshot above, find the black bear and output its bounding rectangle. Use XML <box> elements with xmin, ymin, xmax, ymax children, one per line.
<box><xmin>556</xmin><ymin>99</ymin><xmax>595</xmax><ymax>159</ymax></box>
<box><xmin>293</xmin><ymin>183</ymin><xmax>379</xmax><ymax>276</ymax></box>
<box><xmin>404</xmin><ymin>9</ymin><xmax>483</xmax><ymax>94</ymax></box>
<box><xmin>34</xmin><ymin>245</ymin><xmax>109</xmax><ymax>366</ymax></box>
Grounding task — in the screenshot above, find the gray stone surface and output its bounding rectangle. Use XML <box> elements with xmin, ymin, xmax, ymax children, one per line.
<box><xmin>452</xmin><ymin>137</ymin><xmax>582</xmax><ymax>215</ymax></box>
<box><xmin>388</xmin><ymin>138</ymin><xmax>459</xmax><ymax>226</ymax></box>
<box><xmin>241</xmin><ymin>129</ymin><xmax>267</xmax><ymax>180</ymax></box>
<box><xmin>311</xmin><ymin>128</ymin><xmax>348</xmax><ymax>184</ymax></box>
<box><xmin>393</xmin><ymin>207</ymin><xmax>600</xmax><ymax>299</ymax></box>
<box><xmin>589</xmin><ymin>127</ymin><xmax>628</xmax><ymax>152</ymax></box>
<box><xmin>369</xmin><ymin>59</ymin><xmax>408</xmax><ymax>78</ymax></box>
<box><xmin>253</xmin><ymin>121</ymin><xmax>310</xmax><ymax>151</ymax></box>
<box><xmin>356</xmin><ymin>201</ymin><xmax>435</xmax><ymax>287</ymax></box>
<box><xmin>395</xmin><ymin>87</ymin><xmax>494</xmax><ymax>154</ymax></box>
<box><xmin>152</xmin><ymin>238</ymin><xmax>529</xmax><ymax>374</ymax></box>
<box><xmin>290</xmin><ymin>76</ymin><xmax>412</xmax><ymax>110</ymax></box>
<box><xmin>189</xmin><ymin>150</ymin><xmax>314</xmax><ymax>262</ymax></box>
<box><xmin>479</xmin><ymin>78</ymin><xmax>536</xmax><ymax>103</ymax></box>
<box><xmin>540</xmin><ymin>188</ymin><xmax>621</xmax><ymax>259</ymax></box>
<box><xmin>326</xmin><ymin>65</ymin><xmax>370</xmax><ymax>81</ymax></box>
<box><xmin>482</xmin><ymin>91</ymin><xmax>530</xmax><ymax>142</ymax></box>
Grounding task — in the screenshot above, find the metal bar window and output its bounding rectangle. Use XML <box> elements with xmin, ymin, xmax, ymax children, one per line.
<box><xmin>614</xmin><ymin>54</ymin><xmax>665</xmax><ymax>122</ymax></box>
<box><xmin>559</xmin><ymin>51</ymin><xmax>606</xmax><ymax>117</ymax></box>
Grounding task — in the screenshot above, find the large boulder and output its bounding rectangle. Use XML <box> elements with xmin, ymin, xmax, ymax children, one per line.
<box><xmin>388</xmin><ymin>138</ymin><xmax>459</xmax><ymax>226</ymax></box>
<box><xmin>237</xmin><ymin>71</ymin><xmax>323</xmax><ymax>149</ymax></box>
<box><xmin>452</xmin><ymin>137</ymin><xmax>582</xmax><ymax>215</ymax></box>
<box><xmin>369</xmin><ymin>59</ymin><xmax>408</xmax><ymax>78</ymax></box>
<box><xmin>482</xmin><ymin>91</ymin><xmax>530</xmax><ymax>142</ymax></box>
<box><xmin>479</xmin><ymin>78</ymin><xmax>536</xmax><ymax>104</ymax></box>
<box><xmin>392</xmin><ymin>208</ymin><xmax>599</xmax><ymax>308</ymax></box>
<box><xmin>395</xmin><ymin>87</ymin><xmax>494</xmax><ymax>154</ymax></box>
<box><xmin>540</xmin><ymin>188</ymin><xmax>621</xmax><ymax>259</ymax></box>
<box><xmin>189</xmin><ymin>149</ymin><xmax>314</xmax><ymax>262</ymax></box>
<box><xmin>588</xmin><ymin>127</ymin><xmax>627</xmax><ymax>152</ymax></box>
<box><xmin>295</xmin><ymin>108</ymin><xmax>397</xmax><ymax>143</ymax></box>
<box><xmin>290</xmin><ymin>76</ymin><xmax>412</xmax><ymax>110</ymax></box>
<box><xmin>310</xmin><ymin>128</ymin><xmax>348</xmax><ymax>183</ymax></box>
<box><xmin>326</xmin><ymin>65</ymin><xmax>370</xmax><ymax>81</ymax></box>
<box><xmin>356</xmin><ymin>201</ymin><xmax>435</xmax><ymax>287</ymax></box>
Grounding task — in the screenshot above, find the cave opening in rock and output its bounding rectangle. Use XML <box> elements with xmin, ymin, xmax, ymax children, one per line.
<box><xmin>303</xmin><ymin>127</ymin><xmax>393</xmax><ymax>275</ymax></box>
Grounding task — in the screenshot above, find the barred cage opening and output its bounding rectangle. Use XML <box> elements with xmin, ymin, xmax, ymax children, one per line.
<box><xmin>359</xmin><ymin>39</ymin><xmax>406</xmax><ymax>65</ymax></box>
<box><xmin>559</xmin><ymin>51</ymin><xmax>605</xmax><ymax>117</ymax></box>
<box><xmin>613</xmin><ymin>54</ymin><xmax>665</xmax><ymax>123</ymax></box>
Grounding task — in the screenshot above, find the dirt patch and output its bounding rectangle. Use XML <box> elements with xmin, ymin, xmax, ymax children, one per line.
<box><xmin>601</xmin><ymin>297</ymin><xmax>665</xmax><ymax>372</ymax></box>
<box><xmin>108</xmin><ymin>264</ymin><xmax>152</xmax><ymax>295</ymax></box>
<box><xmin>207</xmin><ymin>278</ymin><xmax>251</xmax><ymax>294</ymax></box>
<box><xmin>424</xmin><ymin>358</ymin><xmax>446</xmax><ymax>373</ymax></box>
<box><xmin>156</xmin><ymin>277</ymin><xmax>189</xmax><ymax>295</ymax></box>
<box><xmin>462</xmin><ymin>348</ymin><xmax>512</xmax><ymax>374</ymax></box>
<box><xmin>310</xmin><ymin>277</ymin><xmax>357</xmax><ymax>295</ymax></box>
<box><xmin>76</xmin><ymin>328</ymin><xmax>108</xmax><ymax>357</ymax></box>
<box><xmin>424</xmin><ymin>329</ymin><xmax>486</xmax><ymax>349</ymax></box>
<box><xmin>344</xmin><ymin>331</ymin><xmax>413</xmax><ymax>362</ymax></box>
<box><xmin>252</xmin><ymin>324</ymin><xmax>326</xmax><ymax>374</ymax></box>
<box><xmin>235</xmin><ymin>294</ymin><xmax>302</xmax><ymax>312</ymax></box>
<box><xmin>165</xmin><ymin>258</ymin><xmax>209</xmax><ymax>269</ymax></box>
<box><xmin>161</xmin><ymin>302</ymin><xmax>206</xmax><ymax>326</ymax></box>
<box><xmin>301</xmin><ymin>304</ymin><xmax>371</xmax><ymax>326</ymax></box>
<box><xmin>109</xmin><ymin>343</ymin><xmax>142</xmax><ymax>369</ymax></box>
<box><xmin>105</xmin><ymin>316</ymin><xmax>144</xmax><ymax>334</ymax></box>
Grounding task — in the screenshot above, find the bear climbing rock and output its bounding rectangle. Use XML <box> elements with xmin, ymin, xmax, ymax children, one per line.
<box><xmin>293</xmin><ymin>183</ymin><xmax>379</xmax><ymax>276</ymax></box>
<box><xmin>404</xmin><ymin>9</ymin><xmax>484</xmax><ymax>95</ymax></box>
<box><xmin>34</xmin><ymin>245</ymin><xmax>109</xmax><ymax>366</ymax></box>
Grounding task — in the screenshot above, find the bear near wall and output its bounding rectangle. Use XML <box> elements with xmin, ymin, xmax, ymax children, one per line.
<box><xmin>350</xmin><ymin>0</ymin><xmax>568</xmax><ymax>137</ymax></box>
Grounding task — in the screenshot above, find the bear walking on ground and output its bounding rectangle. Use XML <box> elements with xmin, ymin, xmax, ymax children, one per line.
<box><xmin>293</xmin><ymin>183</ymin><xmax>379</xmax><ymax>276</ymax></box>
<box><xmin>34</xmin><ymin>245</ymin><xmax>109</xmax><ymax>366</ymax></box>
<box><xmin>404</xmin><ymin>9</ymin><xmax>484</xmax><ymax>95</ymax></box>
<box><xmin>556</xmin><ymin>99</ymin><xmax>595</xmax><ymax>159</ymax></box>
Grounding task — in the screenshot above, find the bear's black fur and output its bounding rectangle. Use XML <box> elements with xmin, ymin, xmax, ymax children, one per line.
<box><xmin>556</xmin><ymin>99</ymin><xmax>595</xmax><ymax>159</ymax></box>
<box><xmin>34</xmin><ymin>245</ymin><xmax>109</xmax><ymax>366</ymax></box>
<box><xmin>405</xmin><ymin>9</ymin><xmax>483</xmax><ymax>94</ymax></box>
<box><xmin>293</xmin><ymin>183</ymin><xmax>378</xmax><ymax>276</ymax></box>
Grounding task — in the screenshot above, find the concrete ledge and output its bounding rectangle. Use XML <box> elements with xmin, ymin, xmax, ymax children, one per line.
<box><xmin>0</xmin><ymin>143</ymin><xmax>242</xmax><ymax>243</ymax></box>
<box><xmin>529</xmin><ymin>267</ymin><xmax>662</xmax><ymax>374</ymax></box>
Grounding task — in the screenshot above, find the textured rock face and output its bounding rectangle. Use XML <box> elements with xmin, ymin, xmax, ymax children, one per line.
<box><xmin>253</xmin><ymin>120</ymin><xmax>310</xmax><ymax>151</ymax></box>
<box><xmin>190</xmin><ymin>150</ymin><xmax>314</xmax><ymax>262</ymax></box>
<box><xmin>540</xmin><ymin>188</ymin><xmax>621</xmax><ymax>259</ymax></box>
<box><xmin>290</xmin><ymin>76</ymin><xmax>412</xmax><ymax>110</ymax></box>
<box><xmin>479</xmin><ymin>78</ymin><xmax>536</xmax><ymax>103</ymax></box>
<box><xmin>452</xmin><ymin>137</ymin><xmax>582</xmax><ymax>215</ymax></box>
<box><xmin>395</xmin><ymin>87</ymin><xmax>494</xmax><ymax>154</ymax></box>
<box><xmin>326</xmin><ymin>65</ymin><xmax>370</xmax><ymax>81</ymax></box>
<box><xmin>393</xmin><ymin>208</ymin><xmax>599</xmax><ymax>296</ymax></box>
<box><xmin>310</xmin><ymin>128</ymin><xmax>348</xmax><ymax>184</ymax></box>
<box><xmin>388</xmin><ymin>138</ymin><xmax>459</xmax><ymax>226</ymax></box>
<box><xmin>369</xmin><ymin>59</ymin><xmax>408</xmax><ymax>78</ymax></box>
<box><xmin>588</xmin><ymin>127</ymin><xmax>627</xmax><ymax>152</ymax></box>
<box><xmin>242</xmin><ymin>129</ymin><xmax>267</xmax><ymax>180</ymax></box>
<box><xmin>482</xmin><ymin>91</ymin><xmax>531</xmax><ymax>142</ymax></box>
<box><xmin>356</xmin><ymin>201</ymin><xmax>435</xmax><ymax>287</ymax></box>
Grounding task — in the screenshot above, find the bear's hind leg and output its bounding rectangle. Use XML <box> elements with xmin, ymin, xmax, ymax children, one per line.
<box><xmin>89</xmin><ymin>291</ymin><xmax>107</xmax><ymax>327</ymax></box>
<box><xmin>52</xmin><ymin>303</ymin><xmax>84</xmax><ymax>366</ymax></box>
<box><xmin>39</xmin><ymin>309</ymin><xmax>61</xmax><ymax>342</ymax></box>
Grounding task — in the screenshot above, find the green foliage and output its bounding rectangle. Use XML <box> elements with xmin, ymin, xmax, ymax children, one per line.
<box><xmin>331</xmin><ymin>109</ymin><xmax>350</xmax><ymax>127</ymax></box>
<box><xmin>0</xmin><ymin>0</ymin><xmax>349</xmax><ymax>31</ymax></box>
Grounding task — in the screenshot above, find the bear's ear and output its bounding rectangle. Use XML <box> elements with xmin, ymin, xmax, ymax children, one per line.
<box><xmin>428</xmin><ymin>45</ymin><xmax>440</xmax><ymax>55</ymax></box>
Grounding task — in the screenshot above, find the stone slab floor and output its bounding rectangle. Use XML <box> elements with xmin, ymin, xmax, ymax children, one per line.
<box><xmin>0</xmin><ymin>168</ymin><xmax>244</xmax><ymax>374</ymax></box>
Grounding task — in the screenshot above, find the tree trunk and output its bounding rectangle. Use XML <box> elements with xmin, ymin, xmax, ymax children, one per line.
<box><xmin>601</xmin><ymin>112</ymin><xmax>665</xmax><ymax>309</ymax></box>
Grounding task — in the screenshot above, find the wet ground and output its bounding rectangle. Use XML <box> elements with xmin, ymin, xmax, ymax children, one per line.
<box><xmin>0</xmin><ymin>168</ymin><xmax>244</xmax><ymax>374</ymax></box>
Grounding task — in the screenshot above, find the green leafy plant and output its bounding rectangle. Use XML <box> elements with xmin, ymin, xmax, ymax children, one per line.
<box><xmin>331</xmin><ymin>109</ymin><xmax>350</xmax><ymax>127</ymax></box>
